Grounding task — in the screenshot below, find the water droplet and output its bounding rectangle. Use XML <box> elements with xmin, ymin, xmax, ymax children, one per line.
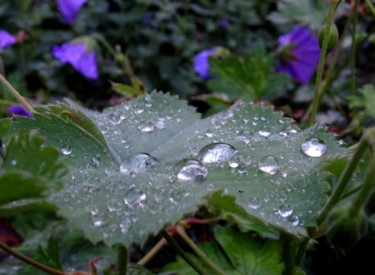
<box><xmin>301</xmin><ymin>137</ymin><xmax>326</xmax><ymax>157</ymax></box>
<box><xmin>198</xmin><ymin>143</ymin><xmax>237</xmax><ymax>164</ymax></box>
<box><xmin>288</xmin><ymin>215</ymin><xmax>299</xmax><ymax>226</ymax></box>
<box><xmin>61</xmin><ymin>145</ymin><xmax>72</xmax><ymax>155</ymax></box>
<box><xmin>109</xmin><ymin>113</ymin><xmax>123</xmax><ymax>125</ymax></box>
<box><xmin>138</xmin><ymin>122</ymin><xmax>154</xmax><ymax>133</ymax></box>
<box><xmin>248</xmin><ymin>197</ymin><xmax>261</xmax><ymax>209</ymax></box>
<box><xmin>120</xmin><ymin>153</ymin><xmax>158</xmax><ymax>175</ymax></box>
<box><xmin>205</xmin><ymin>129</ymin><xmax>214</xmax><ymax>138</ymax></box>
<box><xmin>258</xmin><ymin>156</ymin><xmax>280</xmax><ymax>175</ymax></box>
<box><xmin>258</xmin><ymin>126</ymin><xmax>270</xmax><ymax>137</ymax></box>
<box><xmin>120</xmin><ymin>220</ymin><xmax>130</xmax><ymax>234</ymax></box>
<box><xmin>278</xmin><ymin>204</ymin><xmax>293</xmax><ymax>217</ymax></box>
<box><xmin>155</xmin><ymin>119</ymin><xmax>166</xmax><ymax>129</ymax></box>
<box><xmin>124</xmin><ymin>188</ymin><xmax>146</xmax><ymax>207</ymax></box>
<box><xmin>176</xmin><ymin>159</ymin><xmax>208</xmax><ymax>183</ymax></box>
<box><xmin>236</xmin><ymin>130</ymin><xmax>250</xmax><ymax>144</ymax></box>
<box><xmin>228</xmin><ymin>155</ymin><xmax>242</xmax><ymax>168</ymax></box>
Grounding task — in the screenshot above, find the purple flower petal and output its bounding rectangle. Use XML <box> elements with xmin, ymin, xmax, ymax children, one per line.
<box><xmin>0</xmin><ymin>30</ymin><xmax>16</xmax><ymax>49</ymax></box>
<box><xmin>52</xmin><ymin>42</ymin><xmax>98</xmax><ymax>80</ymax></box>
<box><xmin>7</xmin><ymin>105</ymin><xmax>33</xmax><ymax>118</ymax></box>
<box><xmin>277</xmin><ymin>25</ymin><xmax>321</xmax><ymax>83</ymax></box>
<box><xmin>193</xmin><ymin>49</ymin><xmax>214</xmax><ymax>80</ymax></box>
<box><xmin>57</xmin><ymin>0</ymin><xmax>88</xmax><ymax>24</ymax></box>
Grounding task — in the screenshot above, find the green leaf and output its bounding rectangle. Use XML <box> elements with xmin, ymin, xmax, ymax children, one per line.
<box><xmin>8</xmin><ymin>92</ymin><xmax>345</xmax><ymax>246</ymax></box>
<box><xmin>207</xmin><ymin>51</ymin><xmax>291</xmax><ymax>101</ymax></box>
<box><xmin>214</xmin><ymin>226</ymin><xmax>284</xmax><ymax>274</ymax></box>
<box><xmin>162</xmin><ymin>226</ymin><xmax>284</xmax><ymax>275</ymax></box>
<box><xmin>0</xmin><ymin>131</ymin><xmax>67</xmax><ymax>206</ymax></box>
<box><xmin>348</xmin><ymin>84</ymin><xmax>375</xmax><ymax>120</ymax></box>
<box><xmin>18</xmin><ymin>237</ymin><xmax>63</xmax><ymax>275</ymax></box>
<box><xmin>267</xmin><ymin>0</ymin><xmax>328</xmax><ymax>30</ymax></box>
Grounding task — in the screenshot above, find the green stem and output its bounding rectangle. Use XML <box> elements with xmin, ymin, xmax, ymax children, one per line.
<box><xmin>282</xmin><ymin>238</ymin><xmax>297</xmax><ymax>275</ymax></box>
<box><xmin>294</xmin><ymin>239</ymin><xmax>309</xmax><ymax>267</ymax></box>
<box><xmin>137</xmin><ymin>237</ymin><xmax>167</xmax><ymax>266</ymax></box>
<box><xmin>350</xmin><ymin>0</ymin><xmax>359</xmax><ymax>95</ymax></box>
<box><xmin>317</xmin><ymin>135</ymin><xmax>368</xmax><ymax>225</ymax></box>
<box><xmin>0</xmin><ymin>241</ymin><xmax>67</xmax><ymax>275</ymax></box>
<box><xmin>91</xmin><ymin>33</ymin><xmax>135</xmax><ymax>79</ymax></box>
<box><xmin>364</xmin><ymin>0</ymin><xmax>375</xmax><ymax>17</ymax></box>
<box><xmin>117</xmin><ymin>244</ymin><xmax>128</xmax><ymax>275</ymax></box>
<box><xmin>309</xmin><ymin>0</ymin><xmax>341</xmax><ymax>125</ymax></box>
<box><xmin>176</xmin><ymin>225</ymin><xmax>225</xmax><ymax>275</ymax></box>
<box><xmin>160</xmin><ymin>230</ymin><xmax>208</xmax><ymax>275</ymax></box>
<box><xmin>91</xmin><ymin>33</ymin><xmax>117</xmax><ymax>57</ymax></box>
<box><xmin>0</xmin><ymin>74</ymin><xmax>35</xmax><ymax>113</ymax></box>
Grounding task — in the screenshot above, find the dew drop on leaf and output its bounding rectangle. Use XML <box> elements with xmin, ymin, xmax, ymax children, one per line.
<box><xmin>120</xmin><ymin>153</ymin><xmax>159</xmax><ymax>175</ymax></box>
<box><xmin>301</xmin><ymin>137</ymin><xmax>326</xmax><ymax>157</ymax></box>
<box><xmin>198</xmin><ymin>143</ymin><xmax>237</xmax><ymax>164</ymax></box>
<box><xmin>248</xmin><ymin>197</ymin><xmax>261</xmax><ymax>209</ymax></box>
<box><xmin>155</xmin><ymin>119</ymin><xmax>166</xmax><ymax>129</ymax></box>
<box><xmin>138</xmin><ymin>122</ymin><xmax>154</xmax><ymax>133</ymax></box>
<box><xmin>176</xmin><ymin>159</ymin><xmax>208</xmax><ymax>183</ymax></box>
<box><xmin>109</xmin><ymin>113</ymin><xmax>124</xmax><ymax>125</ymax></box>
<box><xmin>258</xmin><ymin>156</ymin><xmax>280</xmax><ymax>175</ymax></box>
<box><xmin>278</xmin><ymin>204</ymin><xmax>293</xmax><ymax>217</ymax></box>
<box><xmin>124</xmin><ymin>187</ymin><xmax>146</xmax><ymax>207</ymax></box>
<box><xmin>288</xmin><ymin>215</ymin><xmax>300</xmax><ymax>226</ymax></box>
<box><xmin>61</xmin><ymin>145</ymin><xmax>72</xmax><ymax>155</ymax></box>
<box><xmin>258</xmin><ymin>126</ymin><xmax>270</xmax><ymax>137</ymax></box>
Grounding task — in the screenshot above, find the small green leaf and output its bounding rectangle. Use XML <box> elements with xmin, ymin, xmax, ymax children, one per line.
<box><xmin>111</xmin><ymin>81</ymin><xmax>143</xmax><ymax>98</ymax></box>
<box><xmin>18</xmin><ymin>237</ymin><xmax>63</xmax><ymax>275</ymax></box>
<box><xmin>0</xmin><ymin>131</ymin><xmax>67</xmax><ymax>206</ymax></box>
<box><xmin>348</xmin><ymin>84</ymin><xmax>375</xmax><ymax>120</ymax></box>
<box><xmin>207</xmin><ymin>50</ymin><xmax>291</xmax><ymax>100</ymax></box>
<box><xmin>267</xmin><ymin>0</ymin><xmax>328</xmax><ymax>30</ymax></box>
<box><xmin>214</xmin><ymin>226</ymin><xmax>284</xmax><ymax>275</ymax></box>
<box><xmin>162</xmin><ymin>226</ymin><xmax>284</xmax><ymax>275</ymax></box>
<box><xmin>0</xmin><ymin>172</ymin><xmax>46</xmax><ymax>206</ymax></box>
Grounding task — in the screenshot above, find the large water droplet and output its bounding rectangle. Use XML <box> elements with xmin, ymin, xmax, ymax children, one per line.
<box><xmin>138</xmin><ymin>122</ymin><xmax>154</xmax><ymax>133</ymax></box>
<box><xmin>120</xmin><ymin>153</ymin><xmax>158</xmax><ymax>175</ymax></box>
<box><xmin>198</xmin><ymin>143</ymin><xmax>237</xmax><ymax>164</ymax></box>
<box><xmin>301</xmin><ymin>137</ymin><xmax>326</xmax><ymax>157</ymax></box>
<box><xmin>248</xmin><ymin>197</ymin><xmax>261</xmax><ymax>209</ymax></box>
<box><xmin>258</xmin><ymin>126</ymin><xmax>270</xmax><ymax>137</ymax></box>
<box><xmin>176</xmin><ymin>159</ymin><xmax>208</xmax><ymax>183</ymax></box>
<box><xmin>258</xmin><ymin>156</ymin><xmax>280</xmax><ymax>175</ymax></box>
<box><xmin>61</xmin><ymin>145</ymin><xmax>72</xmax><ymax>155</ymax></box>
<box><xmin>278</xmin><ymin>204</ymin><xmax>293</xmax><ymax>217</ymax></box>
<box><xmin>124</xmin><ymin>187</ymin><xmax>146</xmax><ymax>207</ymax></box>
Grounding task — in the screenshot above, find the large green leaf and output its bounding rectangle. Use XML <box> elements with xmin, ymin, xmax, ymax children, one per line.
<box><xmin>8</xmin><ymin>92</ymin><xmax>345</xmax><ymax>246</ymax></box>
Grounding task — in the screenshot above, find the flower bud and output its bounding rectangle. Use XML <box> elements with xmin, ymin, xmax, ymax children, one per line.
<box><xmin>319</xmin><ymin>23</ymin><xmax>338</xmax><ymax>52</ymax></box>
<box><xmin>326</xmin><ymin>204</ymin><xmax>368</xmax><ymax>250</ymax></box>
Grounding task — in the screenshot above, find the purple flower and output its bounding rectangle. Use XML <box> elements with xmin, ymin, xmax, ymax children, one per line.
<box><xmin>193</xmin><ymin>49</ymin><xmax>215</xmax><ymax>80</ymax></box>
<box><xmin>219</xmin><ymin>19</ymin><xmax>230</xmax><ymax>29</ymax></box>
<box><xmin>277</xmin><ymin>25</ymin><xmax>321</xmax><ymax>84</ymax></box>
<box><xmin>56</xmin><ymin>0</ymin><xmax>88</xmax><ymax>24</ymax></box>
<box><xmin>52</xmin><ymin>42</ymin><xmax>98</xmax><ymax>80</ymax></box>
<box><xmin>0</xmin><ymin>30</ymin><xmax>16</xmax><ymax>50</ymax></box>
<box><xmin>7</xmin><ymin>105</ymin><xmax>33</xmax><ymax>118</ymax></box>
